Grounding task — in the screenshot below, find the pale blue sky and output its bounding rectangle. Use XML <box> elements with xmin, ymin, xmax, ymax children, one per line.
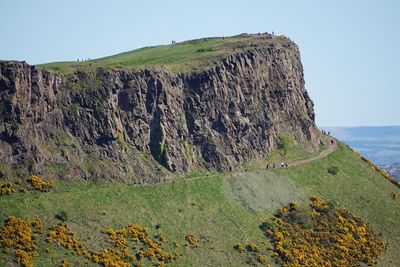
<box><xmin>1</xmin><ymin>0</ymin><xmax>399</xmax><ymax>127</ymax></box>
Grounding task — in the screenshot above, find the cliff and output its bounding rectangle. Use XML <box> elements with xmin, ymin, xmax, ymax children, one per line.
<box><xmin>0</xmin><ymin>37</ymin><xmax>319</xmax><ymax>181</ymax></box>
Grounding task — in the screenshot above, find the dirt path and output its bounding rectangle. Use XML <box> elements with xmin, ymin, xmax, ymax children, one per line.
<box><xmin>70</xmin><ymin>136</ymin><xmax>338</xmax><ymax>192</ymax></box>
<box><xmin>177</xmin><ymin>136</ymin><xmax>338</xmax><ymax>183</ymax></box>
<box><xmin>286</xmin><ymin>136</ymin><xmax>337</xmax><ymax>168</ymax></box>
<box><xmin>167</xmin><ymin>136</ymin><xmax>338</xmax><ymax>183</ymax></box>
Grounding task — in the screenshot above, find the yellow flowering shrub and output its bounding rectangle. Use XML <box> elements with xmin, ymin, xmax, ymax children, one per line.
<box><xmin>257</xmin><ymin>254</ymin><xmax>266</xmax><ymax>264</ymax></box>
<box><xmin>90</xmin><ymin>249</ymin><xmax>131</xmax><ymax>267</ymax></box>
<box><xmin>48</xmin><ymin>224</ymin><xmax>132</xmax><ymax>266</ymax></box>
<box><xmin>185</xmin><ymin>233</ymin><xmax>199</xmax><ymax>246</ymax></box>
<box><xmin>247</xmin><ymin>242</ymin><xmax>259</xmax><ymax>253</ymax></box>
<box><xmin>0</xmin><ymin>182</ymin><xmax>16</xmax><ymax>196</ymax></box>
<box><xmin>61</xmin><ymin>258</ymin><xmax>70</xmax><ymax>267</ymax></box>
<box><xmin>27</xmin><ymin>175</ymin><xmax>55</xmax><ymax>192</ymax></box>
<box><xmin>0</xmin><ymin>216</ymin><xmax>39</xmax><ymax>267</ymax></box>
<box><xmin>309</xmin><ymin>196</ymin><xmax>329</xmax><ymax>212</ymax></box>
<box><xmin>48</xmin><ymin>223</ymin><xmax>178</xmax><ymax>266</ymax></box>
<box><xmin>234</xmin><ymin>242</ymin><xmax>245</xmax><ymax>253</ymax></box>
<box><xmin>265</xmin><ymin>197</ymin><xmax>385</xmax><ymax>266</ymax></box>
<box><xmin>47</xmin><ymin>224</ymin><xmax>87</xmax><ymax>256</ymax></box>
<box><xmin>31</xmin><ymin>217</ymin><xmax>43</xmax><ymax>234</ymax></box>
<box><xmin>234</xmin><ymin>241</ymin><xmax>272</xmax><ymax>265</ymax></box>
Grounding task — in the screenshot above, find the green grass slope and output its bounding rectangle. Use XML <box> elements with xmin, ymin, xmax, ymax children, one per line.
<box><xmin>38</xmin><ymin>34</ymin><xmax>288</xmax><ymax>73</ymax></box>
<box><xmin>1</xmin><ymin>142</ymin><xmax>399</xmax><ymax>266</ymax></box>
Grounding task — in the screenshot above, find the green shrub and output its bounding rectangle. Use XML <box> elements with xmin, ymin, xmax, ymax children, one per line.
<box><xmin>259</xmin><ymin>221</ymin><xmax>276</xmax><ymax>231</ymax></box>
<box><xmin>327</xmin><ymin>166</ymin><xmax>339</xmax><ymax>175</ymax></box>
<box><xmin>55</xmin><ymin>211</ymin><xmax>68</xmax><ymax>222</ymax></box>
<box><xmin>284</xmin><ymin>206</ymin><xmax>312</xmax><ymax>228</ymax></box>
<box><xmin>277</xmin><ymin>134</ymin><xmax>292</xmax><ymax>156</ymax></box>
<box><xmin>196</xmin><ymin>48</ymin><xmax>214</xmax><ymax>53</ymax></box>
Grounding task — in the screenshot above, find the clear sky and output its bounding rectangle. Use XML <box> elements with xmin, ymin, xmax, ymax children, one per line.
<box><xmin>1</xmin><ymin>0</ymin><xmax>399</xmax><ymax>127</ymax></box>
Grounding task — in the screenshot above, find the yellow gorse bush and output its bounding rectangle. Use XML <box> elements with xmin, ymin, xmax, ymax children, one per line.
<box><xmin>27</xmin><ymin>175</ymin><xmax>55</xmax><ymax>192</ymax></box>
<box><xmin>265</xmin><ymin>197</ymin><xmax>385</xmax><ymax>266</ymax></box>
<box><xmin>234</xmin><ymin>241</ymin><xmax>272</xmax><ymax>265</ymax></box>
<box><xmin>31</xmin><ymin>217</ymin><xmax>43</xmax><ymax>234</ymax></box>
<box><xmin>185</xmin><ymin>233</ymin><xmax>199</xmax><ymax>246</ymax></box>
<box><xmin>47</xmin><ymin>224</ymin><xmax>88</xmax><ymax>256</ymax></box>
<box><xmin>257</xmin><ymin>254</ymin><xmax>266</xmax><ymax>264</ymax></box>
<box><xmin>0</xmin><ymin>182</ymin><xmax>16</xmax><ymax>196</ymax></box>
<box><xmin>47</xmin><ymin>223</ymin><xmax>177</xmax><ymax>267</ymax></box>
<box><xmin>234</xmin><ymin>242</ymin><xmax>245</xmax><ymax>253</ymax></box>
<box><xmin>47</xmin><ymin>224</ymin><xmax>130</xmax><ymax>266</ymax></box>
<box><xmin>247</xmin><ymin>242</ymin><xmax>259</xmax><ymax>253</ymax></box>
<box><xmin>61</xmin><ymin>258</ymin><xmax>70</xmax><ymax>267</ymax></box>
<box><xmin>0</xmin><ymin>216</ymin><xmax>40</xmax><ymax>267</ymax></box>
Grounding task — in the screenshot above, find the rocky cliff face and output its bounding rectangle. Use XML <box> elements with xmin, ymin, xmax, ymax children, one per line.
<box><xmin>0</xmin><ymin>41</ymin><xmax>319</xmax><ymax>181</ymax></box>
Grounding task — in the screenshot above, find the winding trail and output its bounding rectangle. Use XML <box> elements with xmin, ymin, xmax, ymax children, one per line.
<box><xmin>65</xmin><ymin>136</ymin><xmax>338</xmax><ymax>193</ymax></box>
<box><xmin>165</xmin><ymin>136</ymin><xmax>338</xmax><ymax>184</ymax></box>
<box><xmin>52</xmin><ymin>136</ymin><xmax>337</xmax><ymax>194</ymax></box>
<box><xmin>286</xmin><ymin>136</ymin><xmax>337</xmax><ymax>168</ymax></box>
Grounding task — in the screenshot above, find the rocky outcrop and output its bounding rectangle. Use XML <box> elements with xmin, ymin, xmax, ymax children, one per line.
<box><xmin>0</xmin><ymin>41</ymin><xmax>319</xmax><ymax>181</ymax></box>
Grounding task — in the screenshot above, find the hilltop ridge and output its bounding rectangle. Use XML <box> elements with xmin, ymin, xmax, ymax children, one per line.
<box><xmin>38</xmin><ymin>33</ymin><xmax>291</xmax><ymax>73</ymax></box>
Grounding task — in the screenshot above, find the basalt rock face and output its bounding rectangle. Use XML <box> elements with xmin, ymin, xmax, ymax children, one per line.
<box><xmin>0</xmin><ymin>42</ymin><xmax>319</xmax><ymax>181</ymax></box>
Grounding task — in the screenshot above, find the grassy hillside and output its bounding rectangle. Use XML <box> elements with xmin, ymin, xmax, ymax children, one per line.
<box><xmin>1</xmin><ymin>142</ymin><xmax>399</xmax><ymax>266</ymax></box>
<box><xmin>38</xmin><ymin>34</ymin><xmax>288</xmax><ymax>73</ymax></box>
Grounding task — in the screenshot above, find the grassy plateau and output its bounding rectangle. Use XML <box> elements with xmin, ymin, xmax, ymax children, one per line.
<box><xmin>38</xmin><ymin>34</ymin><xmax>288</xmax><ymax>74</ymax></box>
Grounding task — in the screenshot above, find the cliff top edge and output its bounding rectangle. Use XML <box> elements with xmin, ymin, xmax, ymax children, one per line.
<box><xmin>29</xmin><ymin>33</ymin><xmax>292</xmax><ymax>74</ymax></box>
